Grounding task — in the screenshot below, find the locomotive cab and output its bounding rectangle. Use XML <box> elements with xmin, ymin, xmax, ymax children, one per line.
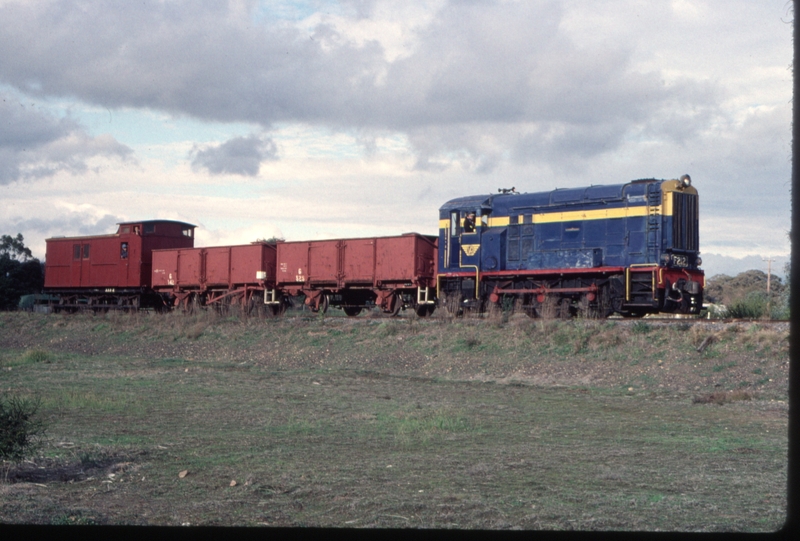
<box><xmin>438</xmin><ymin>195</ymin><xmax>495</xmax><ymax>305</ymax></box>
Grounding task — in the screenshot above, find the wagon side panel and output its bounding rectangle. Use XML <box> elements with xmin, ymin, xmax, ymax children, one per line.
<box><xmin>177</xmin><ymin>249</ymin><xmax>204</xmax><ymax>288</ymax></box>
<box><xmin>307</xmin><ymin>240</ymin><xmax>339</xmax><ymax>285</ymax></box>
<box><xmin>276</xmin><ymin>242</ymin><xmax>310</xmax><ymax>287</ymax></box>
<box><xmin>341</xmin><ymin>238</ymin><xmax>376</xmax><ymax>285</ymax></box>
<box><xmin>230</xmin><ymin>244</ymin><xmax>276</xmax><ymax>286</ymax></box>
<box><xmin>151</xmin><ymin>250</ymin><xmax>179</xmax><ymax>290</ymax></box>
<box><xmin>205</xmin><ymin>247</ymin><xmax>232</xmax><ymax>287</ymax></box>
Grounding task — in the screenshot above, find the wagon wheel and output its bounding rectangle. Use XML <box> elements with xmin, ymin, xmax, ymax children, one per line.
<box><xmin>185</xmin><ymin>294</ymin><xmax>200</xmax><ymax>315</ymax></box>
<box><xmin>268</xmin><ymin>301</ymin><xmax>287</xmax><ymax>317</ymax></box>
<box><xmin>414</xmin><ymin>304</ymin><xmax>434</xmax><ymax>317</ymax></box>
<box><xmin>215</xmin><ymin>298</ymin><xmax>230</xmax><ymax>316</ymax></box>
<box><xmin>311</xmin><ymin>294</ymin><xmax>329</xmax><ymax>314</ymax></box>
<box><xmin>247</xmin><ymin>294</ymin><xmax>265</xmax><ymax>318</ymax></box>
<box><xmin>343</xmin><ymin>305</ymin><xmax>362</xmax><ymax>317</ymax></box>
<box><xmin>382</xmin><ymin>294</ymin><xmax>402</xmax><ymax>317</ymax></box>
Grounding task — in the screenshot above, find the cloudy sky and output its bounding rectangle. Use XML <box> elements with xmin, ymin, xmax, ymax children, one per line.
<box><xmin>0</xmin><ymin>0</ymin><xmax>792</xmax><ymax>278</ymax></box>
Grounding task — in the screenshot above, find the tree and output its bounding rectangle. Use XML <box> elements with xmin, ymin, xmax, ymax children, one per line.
<box><xmin>0</xmin><ymin>233</ymin><xmax>44</xmax><ymax>310</ymax></box>
<box><xmin>0</xmin><ymin>233</ymin><xmax>34</xmax><ymax>261</ymax></box>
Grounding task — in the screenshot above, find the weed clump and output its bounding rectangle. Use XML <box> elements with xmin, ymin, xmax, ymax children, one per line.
<box><xmin>19</xmin><ymin>349</ymin><xmax>50</xmax><ymax>364</ymax></box>
<box><xmin>631</xmin><ymin>321</ymin><xmax>651</xmax><ymax>334</ymax></box>
<box><xmin>0</xmin><ymin>395</ymin><xmax>47</xmax><ymax>462</ymax></box>
<box><xmin>692</xmin><ymin>389</ymin><xmax>754</xmax><ymax>405</ymax></box>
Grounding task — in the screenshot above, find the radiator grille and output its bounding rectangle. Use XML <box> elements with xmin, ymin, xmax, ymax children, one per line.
<box><xmin>672</xmin><ymin>192</ymin><xmax>698</xmax><ymax>251</ymax></box>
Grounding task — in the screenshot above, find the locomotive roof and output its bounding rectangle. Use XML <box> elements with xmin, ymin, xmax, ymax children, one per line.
<box><xmin>440</xmin><ymin>178</ymin><xmax>667</xmax><ymax>212</ymax></box>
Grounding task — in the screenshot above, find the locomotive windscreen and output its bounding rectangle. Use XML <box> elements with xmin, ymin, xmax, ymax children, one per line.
<box><xmin>672</xmin><ymin>192</ymin><xmax>699</xmax><ymax>251</ymax></box>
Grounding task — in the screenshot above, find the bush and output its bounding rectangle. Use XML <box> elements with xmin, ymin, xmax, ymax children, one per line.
<box><xmin>725</xmin><ymin>291</ymin><xmax>768</xmax><ymax>319</ymax></box>
<box><xmin>0</xmin><ymin>395</ymin><xmax>46</xmax><ymax>462</ymax></box>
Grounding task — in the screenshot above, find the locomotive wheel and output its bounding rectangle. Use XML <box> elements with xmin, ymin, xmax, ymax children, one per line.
<box><xmin>521</xmin><ymin>294</ymin><xmax>540</xmax><ymax>318</ymax></box>
<box><xmin>343</xmin><ymin>305</ymin><xmax>362</xmax><ymax>317</ymax></box>
<box><xmin>441</xmin><ymin>293</ymin><xmax>464</xmax><ymax>318</ymax></box>
<box><xmin>540</xmin><ymin>296</ymin><xmax>558</xmax><ymax>319</ymax></box>
<box><xmin>577</xmin><ymin>295</ymin><xmax>593</xmax><ymax>319</ymax></box>
<box><xmin>557</xmin><ymin>297</ymin><xmax>572</xmax><ymax>319</ymax></box>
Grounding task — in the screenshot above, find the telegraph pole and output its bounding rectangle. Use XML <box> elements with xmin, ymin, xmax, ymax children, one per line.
<box><xmin>763</xmin><ymin>256</ymin><xmax>775</xmax><ymax>319</ymax></box>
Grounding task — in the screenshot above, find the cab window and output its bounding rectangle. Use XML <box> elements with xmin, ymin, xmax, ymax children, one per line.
<box><xmin>462</xmin><ymin>211</ymin><xmax>477</xmax><ymax>234</ymax></box>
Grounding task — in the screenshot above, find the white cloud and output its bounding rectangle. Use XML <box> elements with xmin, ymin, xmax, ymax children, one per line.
<box><xmin>0</xmin><ymin>0</ymin><xmax>791</xmax><ymax>276</ymax></box>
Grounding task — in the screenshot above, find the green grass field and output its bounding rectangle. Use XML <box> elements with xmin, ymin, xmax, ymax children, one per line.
<box><xmin>0</xmin><ymin>311</ymin><xmax>789</xmax><ymax>530</ymax></box>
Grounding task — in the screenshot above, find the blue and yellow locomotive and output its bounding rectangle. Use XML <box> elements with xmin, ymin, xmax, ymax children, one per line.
<box><xmin>437</xmin><ymin>175</ymin><xmax>704</xmax><ymax>317</ymax></box>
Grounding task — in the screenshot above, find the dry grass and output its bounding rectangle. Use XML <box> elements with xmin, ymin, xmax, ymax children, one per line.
<box><xmin>692</xmin><ymin>389</ymin><xmax>756</xmax><ymax>405</ymax></box>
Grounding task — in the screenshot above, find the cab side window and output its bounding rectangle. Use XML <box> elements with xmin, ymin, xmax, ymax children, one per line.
<box><xmin>120</xmin><ymin>242</ymin><xmax>128</xmax><ymax>259</ymax></box>
<box><xmin>450</xmin><ymin>211</ymin><xmax>459</xmax><ymax>236</ymax></box>
<box><xmin>463</xmin><ymin>211</ymin><xmax>477</xmax><ymax>234</ymax></box>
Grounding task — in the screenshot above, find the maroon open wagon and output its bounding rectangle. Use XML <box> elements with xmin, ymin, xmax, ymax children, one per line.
<box><xmin>274</xmin><ymin>233</ymin><xmax>438</xmax><ymax>316</ymax></box>
<box><xmin>44</xmin><ymin>220</ymin><xmax>195</xmax><ymax>310</ymax></box>
<box><xmin>151</xmin><ymin>242</ymin><xmax>279</xmax><ymax>314</ymax></box>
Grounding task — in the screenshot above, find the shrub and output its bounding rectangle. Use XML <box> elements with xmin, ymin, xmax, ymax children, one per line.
<box><xmin>0</xmin><ymin>395</ymin><xmax>47</xmax><ymax>462</ymax></box>
<box><xmin>725</xmin><ymin>292</ymin><xmax>768</xmax><ymax>319</ymax></box>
